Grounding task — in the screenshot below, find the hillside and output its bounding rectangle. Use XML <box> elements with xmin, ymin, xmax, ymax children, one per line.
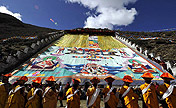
<box><xmin>0</xmin><ymin>13</ymin><xmax>58</xmax><ymax>39</ymax></box>
<box><xmin>117</xmin><ymin>30</ymin><xmax>176</xmax><ymax>72</ymax></box>
<box><xmin>0</xmin><ymin>13</ymin><xmax>62</xmax><ymax>74</ymax></box>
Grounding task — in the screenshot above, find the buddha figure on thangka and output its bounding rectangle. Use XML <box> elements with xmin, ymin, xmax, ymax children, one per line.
<box><xmin>51</xmin><ymin>47</ymin><xmax>65</xmax><ymax>56</ymax></box>
<box><xmin>72</xmin><ymin>49</ymin><xmax>114</xmax><ymax>61</ymax></box>
<box><xmin>27</xmin><ymin>56</ymin><xmax>59</xmax><ymax>70</ymax></box>
<box><xmin>119</xmin><ymin>48</ymin><xmax>137</xmax><ymax>58</ymax></box>
<box><xmin>89</xmin><ymin>36</ymin><xmax>99</xmax><ymax>48</ymax></box>
<box><xmin>81</xmin><ymin>63</ymin><xmax>109</xmax><ymax>75</ymax></box>
<box><xmin>128</xmin><ymin>59</ymin><xmax>157</xmax><ymax>73</ymax></box>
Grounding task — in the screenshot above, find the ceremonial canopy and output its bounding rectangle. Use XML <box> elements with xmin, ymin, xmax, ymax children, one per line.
<box><xmin>9</xmin><ymin>34</ymin><xmax>164</xmax><ymax>85</ymax></box>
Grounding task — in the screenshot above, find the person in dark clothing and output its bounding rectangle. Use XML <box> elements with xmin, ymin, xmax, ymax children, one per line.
<box><xmin>64</xmin><ymin>82</ymin><xmax>71</xmax><ymax>93</ymax></box>
<box><xmin>58</xmin><ymin>82</ymin><xmax>64</xmax><ymax>107</ymax></box>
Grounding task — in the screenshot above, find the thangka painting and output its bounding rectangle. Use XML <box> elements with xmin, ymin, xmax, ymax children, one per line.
<box><xmin>10</xmin><ymin>34</ymin><xmax>164</xmax><ymax>85</ymax></box>
<box><xmin>26</xmin><ymin>56</ymin><xmax>60</xmax><ymax>71</ymax></box>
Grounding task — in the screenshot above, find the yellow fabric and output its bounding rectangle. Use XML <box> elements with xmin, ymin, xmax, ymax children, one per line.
<box><xmin>54</xmin><ymin>34</ymin><xmax>126</xmax><ymax>49</ymax></box>
<box><xmin>157</xmin><ymin>83</ymin><xmax>176</xmax><ymax>108</ymax></box>
<box><xmin>119</xmin><ymin>85</ymin><xmax>139</xmax><ymax>108</ymax></box>
<box><xmin>140</xmin><ymin>83</ymin><xmax>159</xmax><ymax>108</ymax></box>
<box><xmin>66</xmin><ymin>87</ymin><xmax>80</xmax><ymax>108</ymax></box>
<box><xmin>5</xmin><ymin>85</ymin><xmax>25</xmax><ymax>108</ymax></box>
<box><xmin>86</xmin><ymin>86</ymin><xmax>101</xmax><ymax>108</ymax></box>
<box><xmin>102</xmin><ymin>85</ymin><xmax>119</xmax><ymax>108</ymax></box>
<box><xmin>25</xmin><ymin>88</ymin><xmax>42</xmax><ymax>108</ymax></box>
<box><xmin>0</xmin><ymin>82</ymin><xmax>8</xmax><ymax>108</ymax></box>
<box><xmin>98</xmin><ymin>36</ymin><xmax>127</xmax><ymax>50</ymax></box>
<box><xmin>42</xmin><ymin>87</ymin><xmax>57</xmax><ymax>108</ymax></box>
<box><xmin>55</xmin><ymin>34</ymin><xmax>89</xmax><ymax>48</ymax></box>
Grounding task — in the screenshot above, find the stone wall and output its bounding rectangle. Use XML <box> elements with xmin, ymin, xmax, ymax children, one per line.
<box><xmin>115</xmin><ymin>32</ymin><xmax>176</xmax><ymax>76</ymax></box>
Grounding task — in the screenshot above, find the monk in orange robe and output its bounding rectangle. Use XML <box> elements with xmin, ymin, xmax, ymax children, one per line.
<box><xmin>5</xmin><ymin>76</ymin><xmax>28</xmax><ymax>108</ymax></box>
<box><xmin>157</xmin><ymin>72</ymin><xmax>176</xmax><ymax>108</ymax></box>
<box><xmin>140</xmin><ymin>72</ymin><xmax>159</xmax><ymax>108</ymax></box>
<box><xmin>42</xmin><ymin>76</ymin><xmax>58</xmax><ymax>108</ymax></box>
<box><xmin>25</xmin><ymin>77</ymin><xmax>43</xmax><ymax>108</ymax></box>
<box><xmin>66</xmin><ymin>78</ymin><xmax>81</xmax><ymax>108</ymax></box>
<box><xmin>0</xmin><ymin>74</ymin><xmax>12</xmax><ymax>108</ymax></box>
<box><xmin>119</xmin><ymin>75</ymin><xmax>139</xmax><ymax>108</ymax></box>
<box><xmin>86</xmin><ymin>77</ymin><xmax>101</xmax><ymax>108</ymax></box>
<box><xmin>102</xmin><ymin>76</ymin><xmax>119</xmax><ymax>108</ymax></box>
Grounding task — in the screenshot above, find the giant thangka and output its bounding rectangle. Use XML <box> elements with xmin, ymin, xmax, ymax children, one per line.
<box><xmin>9</xmin><ymin>34</ymin><xmax>164</xmax><ymax>85</ymax></box>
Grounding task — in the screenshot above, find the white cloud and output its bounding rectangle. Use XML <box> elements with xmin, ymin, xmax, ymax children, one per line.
<box><xmin>0</xmin><ymin>6</ymin><xmax>22</xmax><ymax>21</ymax></box>
<box><xmin>66</xmin><ymin>0</ymin><xmax>138</xmax><ymax>29</ymax></box>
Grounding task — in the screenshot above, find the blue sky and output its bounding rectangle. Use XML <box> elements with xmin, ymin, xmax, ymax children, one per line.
<box><xmin>0</xmin><ymin>0</ymin><xmax>176</xmax><ymax>32</ymax></box>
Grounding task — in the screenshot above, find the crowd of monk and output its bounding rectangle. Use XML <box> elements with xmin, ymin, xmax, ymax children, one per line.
<box><xmin>0</xmin><ymin>72</ymin><xmax>176</xmax><ymax>108</ymax></box>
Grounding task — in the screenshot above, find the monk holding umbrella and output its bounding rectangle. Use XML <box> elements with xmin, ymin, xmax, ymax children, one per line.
<box><xmin>157</xmin><ymin>72</ymin><xmax>176</xmax><ymax>108</ymax></box>
<box><xmin>102</xmin><ymin>76</ymin><xmax>119</xmax><ymax>108</ymax></box>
